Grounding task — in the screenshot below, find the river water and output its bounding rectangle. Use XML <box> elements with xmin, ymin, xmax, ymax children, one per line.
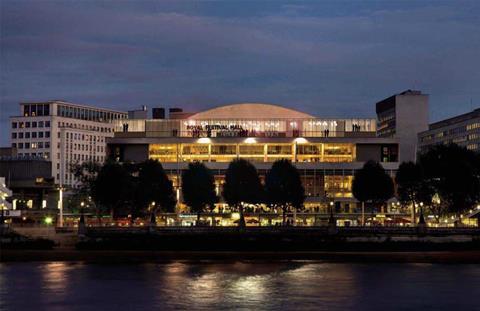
<box><xmin>1</xmin><ymin>261</ymin><xmax>479</xmax><ymax>310</ymax></box>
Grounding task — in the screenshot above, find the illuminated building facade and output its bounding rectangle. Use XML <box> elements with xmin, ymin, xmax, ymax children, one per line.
<box><xmin>108</xmin><ymin>103</ymin><xmax>402</xmax><ymax>225</ymax></box>
<box><xmin>418</xmin><ymin>108</ymin><xmax>480</xmax><ymax>153</ymax></box>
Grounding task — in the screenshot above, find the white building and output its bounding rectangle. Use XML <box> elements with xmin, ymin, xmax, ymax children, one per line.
<box><xmin>10</xmin><ymin>101</ymin><xmax>127</xmax><ymax>187</ymax></box>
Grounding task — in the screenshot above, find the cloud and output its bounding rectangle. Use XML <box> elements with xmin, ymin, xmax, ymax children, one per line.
<box><xmin>1</xmin><ymin>1</ymin><xmax>480</xmax><ymax>145</ymax></box>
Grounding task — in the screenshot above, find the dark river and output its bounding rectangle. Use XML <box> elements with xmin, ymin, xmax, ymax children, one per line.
<box><xmin>1</xmin><ymin>261</ymin><xmax>479</xmax><ymax>310</ymax></box>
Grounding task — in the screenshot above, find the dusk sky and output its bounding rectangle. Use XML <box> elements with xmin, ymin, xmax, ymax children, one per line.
<box><xmin>1</xmin><ymin>1</ymin><xmax>479</xmax><ymax>146</ymax></box>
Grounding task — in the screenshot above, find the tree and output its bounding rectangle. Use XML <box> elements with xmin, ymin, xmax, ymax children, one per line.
<box><xmin>135</xmin><ymin>159</ymin><xmax>176</xmax><ymax>223</ymax></box>
<box><xmin>70</xmin><ymin>161</ymin><xmax>104</xmax><ymax>223</ymax></box>
<box><xmin>419</xmin><ymin>144</ymin><xmax>480</xmax><ymax>219</ymax></box>
<box><xmin>395</xmin><ymin>162</ymin><xmax>434</xmax><ymax>225</ymax></box>
<box><xmin>91</xmin><ymin>161</ymin><xmax>134</xmax><ymax>219</ymax></box>
<box><xmin>265</xmin><ymin>159</ymin><xmax>305</xmax><ymax>225</ymax></box>
<box><xmin>352</xmin><ymin>160</ymin><xmax>394</xmax><ymax>225</ymax></box>
<box><xmin>182</xmin><ymin>162</ymin><xmax>217</xmax><ymax>224</ymax></box>
<box><xmin>223</xmin><ymin>159</ymin><xmax>263</xmax><ymax>227</ymax></box>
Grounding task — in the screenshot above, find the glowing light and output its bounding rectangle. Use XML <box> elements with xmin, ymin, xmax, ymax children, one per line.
<box><xmin>44</xmin><ymin>216</ymin><xmax>53</xmax><ymax>225</ymax></box>
<box><xmin>244</xmin><ymin>137</ymin><xmax>256</xmax><ymax>144</ymax></box>
<box><xmin>231</xmin><ymin>212</ymin><xmax>240</xmax><ymax>220</ymax></box>
<box><xmin>294</xmin><ymin>137</ymin><xmax>308</xmax><ymax>144</ymax></box>
<box><xmin>197</xmin><ymin>138</ymin><xmax>211</xmax><ymax>144</ymax></box>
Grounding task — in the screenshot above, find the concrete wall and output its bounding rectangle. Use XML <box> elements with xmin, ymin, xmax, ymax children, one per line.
<box><xmin>356</xmin><ymin>144</ymin><xmax>381</xmax><ymax>162</ymax></box>
<box><xmin>123</xmin><ymin>144</ymin><xmax>149</xmax><ymax>162</ymax></box>
<box><xmin>395</xmin><ymin>94</ymin><xmax>429</xmax><ymax>162</ymax></box>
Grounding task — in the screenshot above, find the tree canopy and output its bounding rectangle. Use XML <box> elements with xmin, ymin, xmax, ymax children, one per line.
<box><xmin>223</xmin><ymin>159</ymin><xmax>263</xmax><ymax>227</ymax></box>
<box><xmin>265</xmin><ymin>159</ymin><xmax>305</xmax><ymax>225</ymax></box>
<box><xmin>182</xmin><ymin>162</ymin><xmax>217</xmax><ymax>222</ymax></box>
<box><xmin>352</xmin><ymin>160</ymin><xmax>394</xmax><ymax>207</ymax></box>
<box><xmin>419</xmin><ymin>144</ymin><xmax>480</xmax><ymax>216</ymax></box>
<box><xmin>135</xmin><ymin>159</ymin><xmax>176</xmax><ymax>215</ymax></box>
<box><xmin>91</xmin><ymin>161</ymin><xmax>134</xmax><ymax>218</ymax></box>
<box><xmin>395</xmin><ymin>161</ymin><xmax>433</xmax><ymax>206</ymax></box>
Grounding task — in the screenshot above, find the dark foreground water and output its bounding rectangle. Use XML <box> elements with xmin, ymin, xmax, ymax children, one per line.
<box><xmin>1</xmin><ymin>261</ymin><xmax>479</xmax><ymax>311</ymax></box>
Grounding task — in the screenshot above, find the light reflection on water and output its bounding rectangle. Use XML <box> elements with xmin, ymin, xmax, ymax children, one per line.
<box><xmin>1</xmin><ymin>261</ymin><xmax>479</xmax><ymax>311</ymax></box>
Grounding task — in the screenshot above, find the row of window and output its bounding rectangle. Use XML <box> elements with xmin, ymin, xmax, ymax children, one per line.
<box><xmin>12</xmin><ymin>120</ymin><xmax>51</xmax><ymax>129</ymax></box>
<box><xmin>421</xmin><ymin>122</ymin><xmax>480</xmax><ymax>143</ymax></box>
<box><xmin>17</xmin><ymin>152</ymin><xmax>50</xmax><ymax>158</ymax></box>
<box><xmin>22</xmin><ymin>104</ymin><xmax>50</xmax><ymax>117</ymax></box>
<box><xmin>12</xmin><ymin>131</ymin><xmax>50</xmax><ymax>139</ymax></box>
<box><xmin>65</xmin><ymin>143</ymin><xmax>104</xmax><ymax>153</ymax></box>
<box><xmin>467</xmin><ymin>144</ymin><xmax>478</xmax><ymax>150</ymax></box>
<box><xmin>12</xmin><ymin>142</ymin><xmax>51</xmax><ymax>149</ymax></box>
<box><xmin>65</xmin><ymin>132</ymin><xmax>105</xmax><ymax>142</ymax></box>
<box><xmin>58</xmin><ymin>121</ymin><xmax>112</xmax><ymax>133</ymax></box>
<box><xmin>466</xmin><ymin>123</ymin><xmax>480</xmax><ymax>131</ymax></box>
<box><xmin>57</xmin><ymin>105</ymin><xmax>126</xmax><ymax>122</ymax></box>
<box><xmin>66</xmin><ymin>154</ymin><xmax>105</xmax><ymax>162</ymax></box>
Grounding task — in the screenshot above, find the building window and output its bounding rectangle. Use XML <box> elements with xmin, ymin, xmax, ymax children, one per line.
<box><xmin>25</xmin><ymin>142</ymin><xmax>30</xmax><ymax>149</ymax></box>
<box><xmin>45</xmin><ymin>121</ymin><xmax>50</xmax><ymax>127</ymax></box>
<box><xmin>38</xmin><ymin>142</ymin><xmax>43</xmax><ymax>148</ymax></box>
<box><xmin>19</xmin><ymin>133</ymin><xmax>24</xmax><ymax>139</ymax></box>
<box><xmin>12</xmin><ymin>133</ymin><xmax>17</xmax><ymax>139</ymax></box>
<box><xmin>39</xmin><ymin>132</ymin><xmax>44</xmax><ymax>138</ymax></box>
<box><xmin>25</xmin><ymin>132</ymin><xmax>30</xmax><ymax>139</ymax></box>
<box><xmin>38</xmin><ymin>121</ymin><xmax>44</xmax><ymax>128</ymax></box>
<box><xmin>12</xmin><ymin>143</ymin><xmax>16</xmax><ymax>148</ymax></box>
<box><xmin>30</xmin><ymin>105</ymin><xmax>37</xmax><ymax>116</ymax></box>
<box><xmin>12</xmin><ymin>122</ymin><xmax>17</xmax><ymax>129</ymax></box>
<box><xmin>45</xmin><ymin>142</ymin><xmax>50</xmax><ymax>148</ymax></box>
<box><xmin>19</xmin><ymin>122</ymin><xmax>25</xmax><ymax>128</ymax></box>
<box><xmin>45</xmin><ymin>131</ymin><xmax>50</xmax><ymax>138</ymax></box>
<box><xmin>32</xmin><ymin>121</ymin><xmax>37</xmax><ymax>128</ymax></box>
<box><xmin>26</xmin><ymin>122</ymin><xmax>31</xmax><ymax>128</ymax></box>
<box><xmin>44</xmin><ymin>104</ymin><xmax>50</xmax><ymax>116</ymax></box>
<box><xmin>32</xmin><ymin>132</ymin><xmax>37</xmax><ymax>138</ymax></box>
<box><xmin>18</xmin><ymin>143</ymin><xmax>24</xmax><ymax>149</ymax></box>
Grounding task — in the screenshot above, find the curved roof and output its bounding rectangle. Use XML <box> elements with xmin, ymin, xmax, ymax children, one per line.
<box><xmin>188</xmin><ymin>103</ymin><xmax>314</xmax><ymax>119</ymax></box>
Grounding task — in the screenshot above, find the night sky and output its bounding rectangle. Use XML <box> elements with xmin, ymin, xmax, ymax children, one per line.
<box><xmin>1</xmin><ymin>1</ymin><xmax>479</xmax><ymax>145</ymax></box>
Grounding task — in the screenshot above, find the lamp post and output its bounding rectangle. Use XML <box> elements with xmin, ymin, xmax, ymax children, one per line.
<box><xmin>417</xmin><ymin>201</ymin><xmax>427</xmax><ymax>235</ymax></box>
<box><xmin>79</xmin><ymin>201</ymin><xmax>85</xmax><ymax>225</ymax></box>
<box><xmin>150</xmin><ymin>201</ymin><xmax>156</xmax><ymax>225</ymax></box>
<box><xmin>58</xmin><ymin>186</ymin><xmax>63</xmax><ymax>227</ymax></box>
<box><xmin>328</xmin><ymin>200</ymin><xmax>337</xmax><ymax>235</ymax></box>
<box><xmin>328</xmin><ymin>200</ymin><xmax>336</xmax><ymax>224</ymax></box>
<box><xmin>78</xmin><ymin>201</ymin><xmax>86</xmax><ymax>236</ymax></box>
<box><xmin>418</xmin><ymin>202</ymin><xmax>425</xmax><ymax>225</ymax></box>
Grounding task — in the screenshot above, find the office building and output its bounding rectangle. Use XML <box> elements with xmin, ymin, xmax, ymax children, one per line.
<box><xmin>418</xmin><ymin>108</ymin><xmax>480</xmax><ymax>153</ymax></box>
<box><xmin>9</xmin><ymin>100</ymin><xmax>127</xmax><ymax>187</ymax></box>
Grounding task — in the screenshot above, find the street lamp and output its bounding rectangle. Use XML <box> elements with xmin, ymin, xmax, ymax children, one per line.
<box><xmin>328</xmin><ymin>201</ymin><xmax>335</xmax><ymax>225</ymax></box>
<box><xmin>150</xmin><ymin>201</ymin><xmax>157</xmax><ymax>226</ymax></box>
<box><xmin>418</xmin><ymin>202</ymin><xmax>425</xmax><ymax>225</ymax></box>
<box><xmin>79</xmin><ymin>201</ymin><xmax>85</xmax><ymax>227</ymax></box>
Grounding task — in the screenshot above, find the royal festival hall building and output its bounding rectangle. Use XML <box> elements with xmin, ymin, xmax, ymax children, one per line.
<box><xmin>107</xmin><ymin>91</ymin><xmax>429</xmax><ymax>226</ymax></box>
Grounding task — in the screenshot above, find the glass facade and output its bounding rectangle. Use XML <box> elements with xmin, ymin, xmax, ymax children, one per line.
<box><xmin>115</xmin><ymin>118</ymin><xmax>376</xmax><ymax>138</ymax></box>
<box><xmin>56</xmin><ymin>104</ymin><xmax>126</xmax><ymax>122</ymax></box>
<box><xmin>149</xmin><ymin>143</ymin><xmax>356</xmax><ymax>163</ymax></box>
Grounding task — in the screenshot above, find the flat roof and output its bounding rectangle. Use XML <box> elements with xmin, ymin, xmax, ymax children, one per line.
<box><xmin>428</xmin><ymin>108</ymin><xmax>480</xmax><ymax>130</ymax></box>
<box><xmin>19</xmin><ymin>100</ymin><xmax>128</xmax><ymax>114</ymax></box>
